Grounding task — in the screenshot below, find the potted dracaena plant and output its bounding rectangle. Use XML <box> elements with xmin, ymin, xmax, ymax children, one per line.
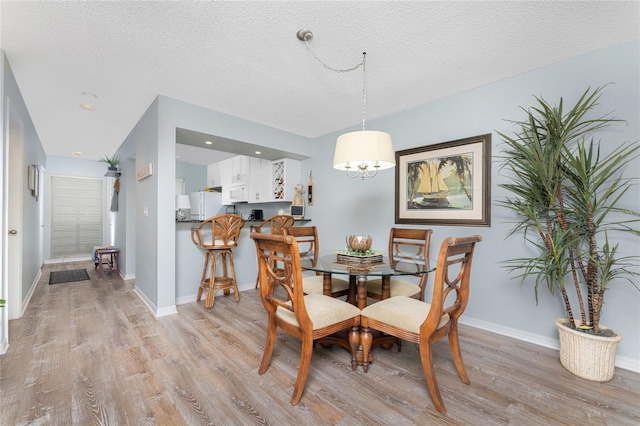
<box><xmin>497</xmin><ymin>85</ymin><xmax>639</xmax><ymax>381</ymax></box>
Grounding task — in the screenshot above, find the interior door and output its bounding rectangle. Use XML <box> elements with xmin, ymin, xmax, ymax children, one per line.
<box><xmin>7</xmin><ymin>101</ymin><xmax>24</xmax><ymax>320</ymax></box>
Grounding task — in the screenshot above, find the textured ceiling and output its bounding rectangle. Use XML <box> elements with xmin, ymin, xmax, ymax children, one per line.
<box><xmin>1</xmin><ymin>1</ymin><xmax>638</xmax><ymax>164</ymax></box>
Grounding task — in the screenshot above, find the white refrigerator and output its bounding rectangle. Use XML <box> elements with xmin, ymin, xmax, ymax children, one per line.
<box><xmin>190</xmin><ymin>191</ymin><xmax>222</xmax><ymax>221</ymax></box>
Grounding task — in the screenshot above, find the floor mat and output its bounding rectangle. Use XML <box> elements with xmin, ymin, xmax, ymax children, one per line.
<box><xmin>49</xmin><ymin>269</ymin><xmax>90</xmax><ymax>285</ymax></box>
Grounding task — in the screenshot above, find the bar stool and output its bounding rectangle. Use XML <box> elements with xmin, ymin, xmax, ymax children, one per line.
<box><xmin>191</xmin><ymin>214</ymin><xmax>245</xmax><ymax>309</ymax></box>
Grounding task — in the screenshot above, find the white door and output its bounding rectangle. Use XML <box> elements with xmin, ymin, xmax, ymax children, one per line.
<box><xmin>7</xmin><ymin>102</ymin><xmax>24</xmax><ymax>320</ymax></box>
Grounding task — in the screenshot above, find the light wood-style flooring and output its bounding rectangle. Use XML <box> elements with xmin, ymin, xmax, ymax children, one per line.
<box><xmin>1</xmin><ymin>261</ymin><xmax>639</xmax><ymax>425</ymax></box>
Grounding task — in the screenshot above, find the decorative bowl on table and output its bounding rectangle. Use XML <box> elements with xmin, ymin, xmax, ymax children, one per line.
<box><xmin>338</xmin><ymin>235</ymin><xmax>382</xmax><ymax>264</ymax></box>
<box><xmin>346</xmin><ymin>235</ymin><xmax>373</xmax><ymax>253</ymax></box>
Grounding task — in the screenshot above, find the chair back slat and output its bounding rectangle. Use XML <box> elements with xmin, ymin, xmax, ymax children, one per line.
<box><xmin>422</xmin><ymin>235</ymin><xmax>481</xmax><ymax>333</ymax></box>
<box><xmin>251</xmin><ymin>232</ymin><xmax>310</xmax><ymax>326</ymax></box>
<box><xmin>250</xmin><ymin>215</ymin><xmax>295</xmax><ymax>235</ymax></box>
<box><xmin>191</xmin><ymin>214</ymin><xmax>245</xmax><ymax>248</ymax></box>
<box><xmin>284</xmin><ymin>226</ymin><xmax>319</xmax><ymax>265</ymax></box>
<box><xmin>388</xmin><ymin>228</ymin><xmax>433</xmax><ymax>266</ymax></box>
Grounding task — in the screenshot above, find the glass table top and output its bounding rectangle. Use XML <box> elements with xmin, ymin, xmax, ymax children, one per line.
<box><xmin>300</xmin><ymin>252</ymin><xmax>435</xmax><ymax>277</ymax></box>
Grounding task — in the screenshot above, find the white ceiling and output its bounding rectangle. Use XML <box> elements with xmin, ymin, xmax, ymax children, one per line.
<box><xmin>1</xmin><ymin>1</ymin><xmax>638</xmax><ymax>164</ymax></box>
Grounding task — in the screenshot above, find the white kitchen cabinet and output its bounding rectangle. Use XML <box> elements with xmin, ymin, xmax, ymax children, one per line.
<box><xmin>248</xmin><ymin>157</ymin><xmax>271</xmax><ymax>203</ymax></box>
<box><xmin>231</xmin><ymin>155</ymin><xmax>250</xmax><ymax>183</ymax></box>
<box><xmin>219</xmin><ymin>158</ymin><xmax>233</xmax><ymax>205</ymax></box>
<box><xmin>207</xmin><ymin>162</ymin><xmax>221</xmax><ymax>188</ymax></box>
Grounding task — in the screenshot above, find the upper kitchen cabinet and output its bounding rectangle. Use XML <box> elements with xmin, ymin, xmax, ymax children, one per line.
<box><xmin>218</xmin><ymin>156</ymin><xmax>301</xmax><ymax>204</ymax></box>
<box><xmin>231</xmin><ymin>155</ymin><xmax>250</xmax><ymax>183</ymax></box>
<box><xmin>207</xmin><ymin>161</ymin><xmax>222</xmax><ymax>188</ymax></box>
<box><xmin>219</xmin><ymin>158</ymin><xmax>233</xmax><ymax>205</ymax></box>
<box><xmin>248</xmin><ymin>157</ymin><xmax>271</xmax><ymax>203</ymax></box>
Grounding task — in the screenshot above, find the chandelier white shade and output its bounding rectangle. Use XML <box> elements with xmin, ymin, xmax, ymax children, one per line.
<box><xmin>333</xmin><ymin>130</ymin><xmax>395</xmax><ymax>179</ymax></box>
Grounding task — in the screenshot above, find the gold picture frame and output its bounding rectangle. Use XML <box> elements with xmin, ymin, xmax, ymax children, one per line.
<box><xmin>395</xmin><ymin>134</ymin><xmax>491</xmax><ymax>226</ymax></box>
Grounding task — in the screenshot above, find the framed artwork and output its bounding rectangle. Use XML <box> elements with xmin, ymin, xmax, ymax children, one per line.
<box><xmin>28</xmin><ymin>164</ymin><xmax>36</xmax><ymax>191</ymax></box>
<box><xmin>395</xmin><ymin>134</ymin><xmax>491</xmax><ymax>226</ymax></box>
<box><xmin>28</xmin><ymin>164</ymin><xmax>40</xmax><ymax>200</ymax></box>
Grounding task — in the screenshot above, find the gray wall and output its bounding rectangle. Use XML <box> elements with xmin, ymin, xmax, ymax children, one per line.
<box><xmin>1</xmin><ymin>51</ymin><xmax>46</xmax><ymax>315</ymax></box>
<box><xmin>306</xmin><ymin>39</ymin><xmax>640</xmax><ymax>365</ymax></box>
<box><xmin>176</xmin><ymin>160</ymin><xmax>207</xmax><ymax>194</ymax></box>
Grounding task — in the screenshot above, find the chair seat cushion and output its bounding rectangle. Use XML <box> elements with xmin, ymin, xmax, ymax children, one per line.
<box><xmin>361</xmin><ymin>296</ymin><xmax>450</xmax><ymax>334</ymax></box>
<box><xmin>302</xmin><ymin>275</ymin><xmax>350</xmax><ymax>295</ymax></box>
<box><xmin>277</xmin><ymin>294</ymin><xmax>361</xmax><ymax>330</ymax></box>
<box><xmin>366</xmin><ymin>277</ymin><xmax>421</xmax><ymax>298</ymax></box>
<box><xmin>199</xmin><ymin>238</ymin><xmax>237</xmax><ymax>249</ymax></box>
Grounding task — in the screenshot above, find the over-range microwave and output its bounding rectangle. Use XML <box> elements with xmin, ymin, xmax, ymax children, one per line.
<box><xmin>229</xmin><ymin>182</ymin><xmax>249</xmax><ymax>203</ymax></box>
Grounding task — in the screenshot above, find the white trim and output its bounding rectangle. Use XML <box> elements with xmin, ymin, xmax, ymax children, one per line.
<box><xmin>133</xmin><ymin>285</ymin><xmax>177</xmax><ymax>317</ymax></box>
<box><xmin>133</xmin><ymin>286</ymin><xmax>156</xmax><ymax>314</ymax></box>
<box><xmin>156</xmin><ymin>305</ymin><xmax>178</xmax><ymax>317</ymax></box>
<box><xmin>19</xmin><ymin>269</ymin><xmax>41</xmax><ymax>318</ymax></box>
<box><xmin>44</xmin><ymin>256</ymin><xmax>92</xmax><ymax>264</ymax></box>
<box><xmin>0</xmin><ymin>337</ymin><xmax>7</xmax><ymax>355</ymax></box>
<box><xmin>460</xmin><ymin>316</ymin><xmax>639</xmax><ymax>373</ymax></box>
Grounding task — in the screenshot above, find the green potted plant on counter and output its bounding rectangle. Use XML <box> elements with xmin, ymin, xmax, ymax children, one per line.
<box><xmin>498</xmin><ymin>85</ymin><xmax>639</xmax><ymax>381</ymax></box>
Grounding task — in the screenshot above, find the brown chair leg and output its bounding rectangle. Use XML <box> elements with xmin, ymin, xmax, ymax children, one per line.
<box><xmin>419</xmin><ymin>343</ymin><xmax>446</xmax><ymax>414</ymax></box>
<box><xmin>227</xmin><ymin>250</ymin><xmax>240</xmax><ymax>302</ymax></box>
<box><xmin>259</xmin><ymin>319</ymin><xmax>277</xmax><ymax>375</ymax></box>
<box><xmin>197</xmin><ymin>251</ymin><xmax>210</xmax><ymax>302</ymax></box>
<box><xmin>361</xmin><ymin>323</ymin><xmax>372</xmax><ymax>373</ymax></box>
<box><xmin>448</xmin><ymin>324</ymin><xmax>470</xmax><ymax>384</ymax></box>
<box><xmin>205</xmin><ymin>251</ymin><xmax>218</xmax><ymax>309</ymax></box>
<box><xmin>291</xmin><ymin>334</ymin><xmax>313</xmax><ymax>405</ymax></box>
<box><xmin>349</xmin><ymin>325</ymin><xmax>359</xmax><ymax>371</ymax></box>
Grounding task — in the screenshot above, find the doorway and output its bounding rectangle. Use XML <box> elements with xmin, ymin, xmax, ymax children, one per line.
<box><xmin>7</xmin><ymin>101</ymin><xmax>24</xmax><ymax>320</ymax></box>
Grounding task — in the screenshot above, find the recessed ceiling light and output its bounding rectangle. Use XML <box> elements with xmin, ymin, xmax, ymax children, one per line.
<box><xmin>72</xmin><ymin>151</ymin><xmax>83</xmax><ymax>156</ymax></box>
<box><xmin>80</xmin><ymin>92</ymin><xmax>98</xmax><ymax>110</ymax></box>
<box><xmin>205</xmin><ymin>141</ymin><xmax>213</xmax><ymax>145</ymax></box>
<box><xmin>255</xmin><ymin>151</ymin><xmax>261</xmax><ymax>155</ymax></box>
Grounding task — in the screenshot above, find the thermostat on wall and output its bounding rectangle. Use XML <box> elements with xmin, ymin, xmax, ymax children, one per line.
<box><xmin>137</xmin><ymin>163</ymin><xmax>153</xmax><ymax>180</ymax></box>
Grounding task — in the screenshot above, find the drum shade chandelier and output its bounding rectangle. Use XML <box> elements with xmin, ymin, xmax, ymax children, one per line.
<box><xmin>297</xmin><ymin>29</ymin><xmax>395</xmax><ymax>180</ymax></box>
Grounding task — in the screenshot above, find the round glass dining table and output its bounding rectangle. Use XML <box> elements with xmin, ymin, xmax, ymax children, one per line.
<box><xmin>300</xmin><ymin>252</ymin><xmax>435</xmax><ymax>309</ymax></box>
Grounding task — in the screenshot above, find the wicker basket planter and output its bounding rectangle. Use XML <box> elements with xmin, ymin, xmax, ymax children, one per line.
<box><xmin>555</xmin><ymin>318</ymin><xmax>622</xmax><ymax>382</ymax></box>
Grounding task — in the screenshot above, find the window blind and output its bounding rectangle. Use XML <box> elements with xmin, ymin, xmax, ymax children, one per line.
<box><xmin>51</xmin><ymin>176</ymin><xmax>103</xmax><ymax>258</ymax></box>
<box><xmin>176</xmin><ymin>178</ymin><xmax>185</xmax><ymax>195</ymax></box>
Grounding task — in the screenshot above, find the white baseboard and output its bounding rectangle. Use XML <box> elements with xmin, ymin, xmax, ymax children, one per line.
<box><xmin>44</xmin><ymin>256</ymin><xmax>92</xmax><ymax>264</ymax></box>
<box><xmin>18</xmin><ymin>270</ymin><xmax>41</xmax><ymax>319</ymax></box>
<box><xmin>133</xmin><ymin>285</ymin><xmax>177</xmax><ymax>317</ymax></box>
<box><xmin>156</xmin><ymin>305</ymin><xmax>178</xmax><ymax>317</ymax></box>
<box><xmin>460</xmin><ymin>316</ymin><xmax>639</xmax><ymax>373</ymax></box>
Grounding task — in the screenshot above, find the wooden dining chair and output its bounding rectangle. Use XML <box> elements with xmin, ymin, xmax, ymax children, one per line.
<box><xmin>360</xmin><ymin>235</ymin><xmax>482</xmax><ymax>414</ymax></box>
<box><xmin>284</xmin><ymin>226</ymin><xmax>350</xmax><ymax>299</ymax></box>
<box><xmin>251</xmin><ymin>214</ymin><xmax>295</xmax><ymax>288</ymax></box>
<box><xmin>367</xmin><ymin>228</ymin><xmax>433</xmax><ymax>301</ymax></box>
<box><xmin>190</xmin><ymin>214</ymin><xmax>245</xmax><ymax>309</ymax></box>
<box><xmin>251</xmin><ymin>232</ymin><xmax>361</xmax><ymax>405</ymax></box>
